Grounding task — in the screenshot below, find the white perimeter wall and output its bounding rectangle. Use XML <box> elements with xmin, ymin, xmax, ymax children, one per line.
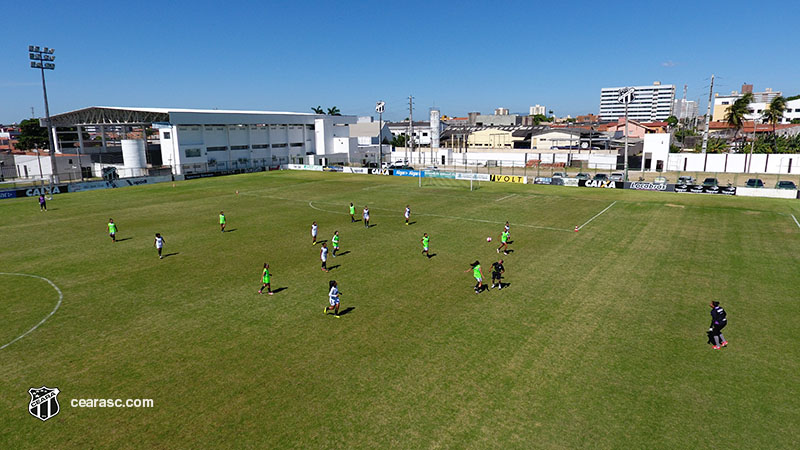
<box><xmin>666</xmin><ymin>153</ymin><xmax>800</xmax><ymax>174</ymax></box>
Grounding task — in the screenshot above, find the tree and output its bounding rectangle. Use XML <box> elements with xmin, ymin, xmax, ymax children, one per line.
<box><xmin>724</xmin><ymin>92</ymin><xmax>754</xmax><ymax>151</ymax></box>
<box><xmin>391</xmin><ymin>134</ymin><xmax>407</xmax><ymax>148</ymax></box>
<box><xmin>326</xmin><ymin>106</ymin><xmax>341</xmax><ymax>116</ymax></box>
<box><xmin>16</xmin><ymin>118</ymin><xmax>49</xmax><ymax>151</ymax></box>
<box><xmin>694</xmin><ymin>137</ymin><xmax>728</xmax><ymax>153</ymax></box>
<box><xmin>762</xmin><ymin>96</ymin><xmax>787</xmax><ymax>151</ymax></box>
<box><xmin>311</xmin><ymin>106</ymin><xmax>324</xmax><ymax>114</ymax></box>
<box><xmin>666</xmin><ymin>115</ymin><xmax>678</xmax><ymax>128</ymax></box>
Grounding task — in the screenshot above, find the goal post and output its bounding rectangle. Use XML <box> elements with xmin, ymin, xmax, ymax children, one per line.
<box><xmin>419</xmin><ymin>170</ymin><xmax>487</xmax><ymax>191</ymax></box>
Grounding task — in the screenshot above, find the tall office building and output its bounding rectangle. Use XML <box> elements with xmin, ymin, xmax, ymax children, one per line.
<box><xmin>599</xmin><ymin>82</ymin><xmax>676</xmax><ymax>121</ymax></box>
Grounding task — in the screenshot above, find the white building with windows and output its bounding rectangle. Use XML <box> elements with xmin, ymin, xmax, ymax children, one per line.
<box><xmin>45</xmin><ymin>107</ymin><xmax>358</xmax><ymax>174</ymax></box>
<box><xmin>599</xmin><ymin>82</ymin><xmax>676</xmax><ymax>121</ymax></box>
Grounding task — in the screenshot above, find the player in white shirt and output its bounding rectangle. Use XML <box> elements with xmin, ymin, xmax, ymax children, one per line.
<box><xmin>504</xmin><ymin>221</ymin><xmax>510</xmax><ymax>233</ymax></box>
<box><xmin>404</xmin><ymin>205</ymin><xmax>411</xmax><ymax>225</ymax></box>
<box><xmin>320</xmin><ymin>242</ymin><xmax>329</xmax><ymax>272</ymax></box>
<box><xmin>324</xmin><ymin>280</ymin><xmax>341</xmax><ymax>317</ymax></box>
<box><xmin>311</xmin><ymin>221</ymin><xmax>318</xmax><ymax>245</ymax></box>
<box><xmin>153</xmin><ymin>233</ymin><xmax>165</xmax><ymax>259</ymax></box>
<box><xmin>363</xmin><ymin>206</ymin><xmax>370</xmax><ymax>228</ymax></box>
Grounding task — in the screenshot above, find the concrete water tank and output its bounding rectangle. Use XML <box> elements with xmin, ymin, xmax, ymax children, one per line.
<box><xmin>121</xmin><ymin>139</ymin><xmax>147</xmax><ymax>177</ymax></box>
<box><xmin>430</xmin><ymin>109</ymin><xmax>440</xmax><ymax>149</ymax></box>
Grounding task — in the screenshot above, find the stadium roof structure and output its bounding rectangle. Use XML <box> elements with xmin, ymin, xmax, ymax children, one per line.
<box><xmin>44</xmin><ymin>106</ymin><xmax>327</xmax><ymax>127</ymax></box>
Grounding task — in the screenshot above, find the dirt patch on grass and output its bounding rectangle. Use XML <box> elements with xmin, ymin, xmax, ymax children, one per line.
<box><xmin>743</xmin><ymin>210</ymin><xmax>761</xmax><ymax>215</ymax></box>
<box><xmin>665</xmin><ymin>204</ymin><xmax>685</xmax><ymax>208</ymax></box>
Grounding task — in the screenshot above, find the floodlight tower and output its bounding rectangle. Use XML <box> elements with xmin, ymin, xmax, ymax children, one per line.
<box><xmin>29</xmin><ymin>45</ymin><xmax>57</xmax><ymax>188</ymax></box>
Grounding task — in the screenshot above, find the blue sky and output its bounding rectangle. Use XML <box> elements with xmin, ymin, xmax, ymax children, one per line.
<box><xmin>1</xmin><ymin>0</ymin><xmax>799</xmax><ymax>124</ymax></box>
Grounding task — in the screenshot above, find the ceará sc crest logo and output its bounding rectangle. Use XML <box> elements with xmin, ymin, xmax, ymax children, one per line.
<box><xmin>29</xmin><ymin>386</ymin><xmax>60</xmax><ymax>421</ymax></box>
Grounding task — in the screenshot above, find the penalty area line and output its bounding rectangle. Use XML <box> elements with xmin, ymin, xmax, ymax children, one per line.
<box><xmin>0</xmin><ymin>273</ymin><xmax>63</xmax><ymax>351</ymax></box>
<box><xmin>495</xmin><ymin>194</ymin><xmax>516</xmax><ymax>202</ymax></box>
<box><xmin>578</xmin><ymin>200</ymin><xmax>617</xmax><ymax>231</ymax></box>
<box><xmin>791</xmin><ymin>214</ymin><xmax>800</xmax><ymax>229</ymax></box>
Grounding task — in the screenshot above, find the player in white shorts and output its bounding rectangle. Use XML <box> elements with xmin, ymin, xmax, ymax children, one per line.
<box><xmin>404</xmin><ymin>205</ymin><xmax>411</xmax><ymax>225</ymax></box>
<box><xmin>363</xmin><ymin>206</ymin><xmax>370</xmax><ymax>228</ymax></box>
<box><xmin>154</xmin><ymin>233</ymin><xmax>165</xmax><ymax>259</ymax></box>
<box><xmin>311</xmin><ymin>221</ymin><xmax>318</xmax><ymax>245</ymax></box>
<box><xmin>324</xmin><ymin>280</ymin><xmax>341</xmax><ymax>317</ymax></box>
<box><xmin>320</xmin><ymin>242</ymin><xmax>329</xmax><ymax>272</ymax></box>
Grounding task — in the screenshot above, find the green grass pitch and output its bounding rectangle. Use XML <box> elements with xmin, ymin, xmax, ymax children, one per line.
<box><xmin>2</xmin><ymin>170</ymin><xmax>800</xmax><ymax>448</ymax></box>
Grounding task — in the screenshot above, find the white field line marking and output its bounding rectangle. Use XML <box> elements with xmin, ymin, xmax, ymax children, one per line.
<box><xmin>578</xmin><ymin>200</ymin><xmax>617</xmax><ymax>231</ymax></box>
<box><xmin>496</xmin><ymin>193</ymin><xmax>516</xmax><ymax>202</ymax></box>
<box><xmin>0</xmin><ymin>273</ymin><xmax>63</xmax><ymax>350</ymax></box>
<box><xmin>791</xmin><ymin>214</ymin><xmax>800</xmax><ymax>229</ymax></box>
<box><xmin>308</xmin><ymin>201</ymin><xmax>572</xmax><ymax>232</ymax></box>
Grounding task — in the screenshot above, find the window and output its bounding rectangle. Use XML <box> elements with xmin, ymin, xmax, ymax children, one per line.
<box><xmin>252</xmin><ymin>144</ymin><xmax>269</xmax><ymax>149</ymax></box>
<box><xmin>207</xmin><ymin>146</ymin><xmax>227</xmax><ymax>152</ymax></box>
<box><xmin>290</xmin><ymin>143</ymin><xmax>303</xmax><ymax>147</ymax></box>
<box><xmin>185</xmin><ymin>148</ymin><xmax>202</xmax><ymax>158</ymax></box>
<box><xmin>272</xmin><ymin>143</ymin><xmax>287</xmax><ymax>148</ymax></box>
<box><xmin>231</xmin><ymin>145</ymin><xmax>249</xmax><ymax>150</ymax></box>
<box><xmin>163</xmin><ymin>132</ymin><xmax>171</xmax><ymax>140</ymax></box>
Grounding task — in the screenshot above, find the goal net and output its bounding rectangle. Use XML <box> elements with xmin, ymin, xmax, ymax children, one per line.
<box><xmin>420</xmin><ymin>170</ymin><xmax>483</xmax><ymax>191</ymax></box>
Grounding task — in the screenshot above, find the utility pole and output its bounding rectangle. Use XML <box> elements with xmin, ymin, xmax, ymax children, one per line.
<box><xmin>29</xmin><ymin>45</ymin><xmax>57</xmax><ymax>193</ymax></box>
<box><xmin>701</xmin><ymin>74</ymin><xmax>714</xmax><ymax>154</ymax></box>
<box><xmin>408</xmin><ymin>95</ymin><xmax>414</xmax><ymax>165</ymax></box>
<box><xmin>618</xmin><ymin>87</ymin><xmax>635</xmax><ymax>181</ymax></box>
<box><xmin>30</xmin><ymin>107</ymin><xmax>35</xmax><ymax>118</ymax></box>
<box><xmin>376</xmin><ymin>101</ymin><xmax>385</xmax><ymax>167</ymax></box>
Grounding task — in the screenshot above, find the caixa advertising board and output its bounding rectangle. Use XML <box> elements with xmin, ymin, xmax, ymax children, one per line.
<box><xmin>578</xmin><ymin>179</ymin><xmax>624</xmax><ymax>189</ymax></box>
<box><xmin>674</xmin><ymin>184</ymin><xmax>736</xmax><ymax>195</ymax></box>
<box><xmin>625</xmin><ymin>181</ymin><xmax>676</xmax><ymax>192</ymax></box>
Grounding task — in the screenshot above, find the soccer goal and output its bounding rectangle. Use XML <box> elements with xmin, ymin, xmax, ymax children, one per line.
<box><xmin>419</xmin><ymin>170</ymin><xmax>483</xmax><ymax>191</ymax></box>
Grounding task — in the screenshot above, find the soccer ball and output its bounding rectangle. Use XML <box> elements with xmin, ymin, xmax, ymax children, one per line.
<box><xmin>486</xmin><ymin>237</ymin><xmax>492</xmax><ymax>242</ymax></box>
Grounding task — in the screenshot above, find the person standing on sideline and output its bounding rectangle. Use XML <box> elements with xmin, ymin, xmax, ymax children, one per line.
<box><xmin>219</xmin><ymin>211</ymin><xmax>226</xmax><ymax>232</ymax></box>
<box><xmin>258</xmin><ymin>263</ymin><xmax>273</xmax><ymax>295</ymax></box>
<box><xmin>421</xmin><ymin>233</ymin><xmax>430</xmax><ymax>258</ymax></box>
<box><xmin>311</xmin><ymin>221</ymin><xmax>318</xmax><ymax>245</ymax></box>
<box><xmin>465</xmin><ymin>261</ymin><xmax>483</xmax><ymax>294</ymax></box>
<box><xmin>708</xmin><ymin>301</ymin><xmax>728</xmax><ymax>349</ymax></box>
<box><xmin>332</xmin><ymin>231</ymin><xmax>340</xmax><ymax>257</ymax></box>
<box><xmin>349</xmin><ymin>202</ymin><xmax>356</xmax><ymax>223</ymax></box>
<box><xmin>39</xmin><ymin>194</ymin><xmax>47</xmax><ymax>211</ymax></box>
<box><xmin>154</xmin><ymin>233</ymin><xmax>165</xmax><ymax>259</ymax></box>
<box><xmin>320</xmin><ymin>242</ymin><xmax>329</xmax><ymax>272</ymax></box>
<box><xmin>363</xmin><ymin>206</ymin><xmax>370</xmax><ymax>228</ymax></box>
<box><xmin>404</xmin><ymin>205</ymin><xmax>411</xmax><ymax>225</ymax></box>
<box><xmin>107</xmin><ymin>218</ymin><xmax>118</xmax><ymax>243</ymax></box>
<box><xmin>324</xmin><ymin>280</ymin><xmax>341</xmax><ymax>317</ymax></box>
<box><xmin>490</xmin><ymin>259</ymin><xmax>505</xmax><ymax>290</ymax></box>
<box><xmin>498</xmin><ymin>229</ymin><xmax>510</xmax><ymax>255</ymax></box>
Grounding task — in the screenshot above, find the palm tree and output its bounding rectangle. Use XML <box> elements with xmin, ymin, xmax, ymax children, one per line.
<box><xmin>724</xmin><ymin>92</ymin><xmax>754</xmax><ymax>152</ymax></box>
<box><xmin>311</xmin><ymin>106</ymin><xmax>324</xmax><ymax>114</ymax></box>
<box><xmin>762</xmin><ymin>96</ymin><xmax>787</xmax><ymax>152</ymax></box>
<box><xmin>326</xmin><ymin>106</ymin><xmax>341</xmax><ymax>116</ymax></box>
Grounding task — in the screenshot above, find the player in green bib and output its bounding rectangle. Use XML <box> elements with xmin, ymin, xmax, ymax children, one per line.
<box><xmin>332</xmin><ymin>231</ymin><xmax>340</xmax><ymax>257</ymax></box>
<box><xmin>107</xmin><ymin>218</ymin><xmax>118</xmax><ymax>242</ymax></box>
<box><xmin>465</xmin><ymin>260</ymin><xmax>484</xmax><ymax>294</ymax></box>
<box><xmin>258</xmin><ymin>263</ymin><xmax>273</xmax><ymax>295</ymax></box>
<box><xmin>421</xmin><ymin>233</ymin><xmax>430</xmax><ymax>258</ymax></box>
<box><xmin>219</xmin><ymin>211</ymin><xmax>226</xmax><ymax>232</ymax></box>
<box><xmin>349</xmin><ymin>203</ymin><xmax>356</xmax><ymax>223</ymax></box>
<box><xmin>497</xmin><ymin>230</ymin><xmax>509</xmax><ymax>255</ymax></box>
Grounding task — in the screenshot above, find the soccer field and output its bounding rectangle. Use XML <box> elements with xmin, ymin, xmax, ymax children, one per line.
<box><xmin>2</xmin><ymin>170</ymin><xmax>799</xmax><ymax>449</ymax></box>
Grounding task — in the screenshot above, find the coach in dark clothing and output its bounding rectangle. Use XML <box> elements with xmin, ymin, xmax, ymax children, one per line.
<box><xmin>707</xmin><ymin>301</ymin><xmax>728</xmax><ymax>349</ymax></box>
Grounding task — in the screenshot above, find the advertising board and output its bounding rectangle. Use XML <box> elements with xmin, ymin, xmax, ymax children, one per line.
<box><xmin>393</xmin><ymin>169</ymin><xmax>423</xmax><ymax>177</ymax></box>
<box><xmin>490</xmin><ymin>174</ymin><xmax>526</xmax><ymax>184</ymax></box>
<box><xmin>0</xmin><ymin>190</ymin><xmax>17</xmax><ymax>199</ymax></box>
<box><xmin>674</xmin><ymin>184</ymin><xmax>736</xmax><ymax>195</ymax></box>
<box><xmin>625</xmin><ymin>181</ymin><xmax>675</xmax><ymax>192</ymax></box>
<box><xmin>368</xmin><ymin>169</ymin><xmax>393</xmax><ymax>175</ymax></box>
<box><xmin>455</xmin><ymin>172</ymin><xmax>490</xmax><ymax>181</ymax></box>
<box><xmin>17</xmin><ymin>185</ymin><xmax>68</xmax><ymax>197</ymax></box>
<box><xmin>286</xmin><ymin>164</ymin><xmax>324</xmax><ymax>171</ymax></box>
<box><xmin>534</xmin><ymin>177</ymin><xmax>552</xmax><ymax>185</ymax></box>
<box><xmin>562</xmin><ymin>178</ymin><xmax>579</xmax><ymax>187</ymax></box>
<box><xmin>343</xmin><ymin>167</ymin><xmax>369</xmax><ymax>174</ymax></box>
<box><xmin>579</xmin><ymin>180</ymin><xmax>624</xmax><ymax>189</ymax></box>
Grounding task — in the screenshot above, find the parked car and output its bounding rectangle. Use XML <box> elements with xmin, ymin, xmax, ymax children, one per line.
<box><xmin>593</xmin><ymin>173</ymin><xmax>609</xmax><ymax>181</ymax></box>
<box><xmin>677</xmin><ymin>176</ymin><xmax>695</xmax><ymax>185</ymax></box>
<box><xmin>776</xmin><ymin>180</ymin><xmax>797</xmax><ymax>190</ymax></box>
<box><xmin>609</xmin><ymin>172</ymin><xmax>624</xmax><ymax>181</ymax></box>
<box><xmin>366</xmin><ymin>162</ymin><xmax>380</xmax><ymax>169</ymax></box>
<box><xmin>745</xmin><ymin>178</ymin><xmax>765</xmax><ymax>188</ymax></box>
<box><xmin>702</xmin><ymin>177</ymin><xmax>719</xmax><ymax>187</ymax></box>
<box><xmin>552</xmin><ymin>172</ymin><xmax>567</xmax><ymax>178</ymax></box>
<box><xmin>575</xmin><ymin>172</ymin><xmax>591</xmax><ymax>180</ymax></box>
<box><xmin>654</xmin><ymin>176</ymin><xmax>668</xmax><ymax>183</ymax></box>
